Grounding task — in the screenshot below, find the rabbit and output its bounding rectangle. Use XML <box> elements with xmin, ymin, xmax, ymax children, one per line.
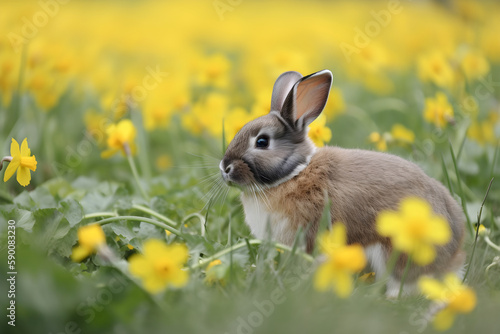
<box><xmin>219</xmin><ymin>70</ymin><xmax>465</xmax><ymax>297</ymax></box>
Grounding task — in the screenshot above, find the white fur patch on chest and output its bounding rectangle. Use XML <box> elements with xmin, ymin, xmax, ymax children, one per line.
<box><xmin>240</xmin><ymin>194</ymin><xmax>295</xmax><ymax>245</ymax></box>
<box><xmin>364</xmin><ymin>243</ymin><xmax>387</xmax><ymax>279</ymax></box>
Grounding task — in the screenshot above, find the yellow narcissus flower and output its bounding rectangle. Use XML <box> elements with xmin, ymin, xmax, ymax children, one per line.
<box><xmin>71</xmin><ymin>224</ymin><xmax>106</xmax><ymax>262</ymax></box>
<box><xmin>101</xmin><ymin>119</ymin><xmax>137</xmax><ymax>158</ymax></box>
<box><xmin>308</xmin><ymin>114</ymin><xmax>332</xmax><ymax>147</ymax></box>
<box><xmin>417</xmin><ymin>51</ymin><xmax>455</xmax><ymax>88</ymax></box>
<box><xmin>423</xmin><ymin>92</ymin><xmax>454</xmax><ymax>128</ymax></box>
<box><xmin>391</xmin><ymin>124</ymin><xmax>415</xmax><ymax>144</ymax></box>
<box><xmin>2</xmin><ymin>138</ymin><xmax>37</xmax><ymax>187</ymax></box>
<box><xmin>376</xmin><ymin>197</ymin><xmax>451</xmax><ymax>266</ymax></box>
<box><xmin>369</xmin><ymin>132</ymin><xmax>387</xmax><ymax>151</ymax></box>
<box><xmin>314</xmin><ymin>223</ymin><xmax>367</xmax><ymax>298</ymax></box>
<box><xmin>128</xmin><ymin>239</ymin><xmax>189</xmax><ymax>294</ymax></box>
<box><xmin>419</xmin><ymin>273</ymin><xmax>476</xmax><ymax>331</ymax></box>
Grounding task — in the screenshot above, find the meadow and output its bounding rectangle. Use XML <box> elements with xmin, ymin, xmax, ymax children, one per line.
<box><xmin>0</xmin><ymin>0</ymin><xmax>499</xmax><ymax>333</ymax></box>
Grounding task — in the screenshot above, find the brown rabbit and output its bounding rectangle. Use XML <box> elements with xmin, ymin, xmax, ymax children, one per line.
<box><xmin>219</xmin><ymin>70</ymin><xmax>465</xmax><ymax>297</ymax></box>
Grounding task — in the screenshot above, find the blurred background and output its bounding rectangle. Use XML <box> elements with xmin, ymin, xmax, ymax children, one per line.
<box><xmin>1</xmin><ymin>0</ymin><xmax>499</xmax><ymax>333</ymax></box>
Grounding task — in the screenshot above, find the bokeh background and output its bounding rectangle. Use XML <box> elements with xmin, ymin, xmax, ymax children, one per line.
<box><xmin>1</xmin><ymin>0</ymin><xmax>499</xmax><ymax>333</ymax></box>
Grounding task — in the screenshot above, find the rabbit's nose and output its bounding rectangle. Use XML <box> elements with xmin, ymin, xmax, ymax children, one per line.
<box><xmin>219</xmin><ymin>161</ymin><xmax>232</xmax><ymax>175</ymax></box>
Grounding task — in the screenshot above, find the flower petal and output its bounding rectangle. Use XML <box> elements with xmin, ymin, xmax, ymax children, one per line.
<box><xmin>10</xmin><ymin>138</ymin><xmax>20</xmax><ymax>157</ymax></box>
<box><xmin>428</xmin><ymin>217</ymin><xmax>451</xmax><ymax>244</ymax></box>
<box><xmin>314</xmin><ymin>262</ymin><xmax>334</xmax><ymax>292</ymax></box>
<box><xmin>3</xmin><ymin>157</ymin><xmax>20</xmax><ymax>182</ymax></box>
<box><xmin>412</xmin><ymin>243</ymin><xmax>436</xmax><ymax>265</ymax></box>
<box><xmin>143</xmin><ymin>239</ymin><xmax>169</xmax><ymax>258</ymax></box>
<box><xmin>16</xmin><ymin>166</ymin><xmax>32</xmax><ymax>187</ymax></box>
<box><xmin>449</xmin><ymin>288</ymin><xmax>476</xmax><ymax>313</ymax></box>
<box><xmin>342</xmin><ymin>245</ymin><xmax>367</xmax><ymax>272</ymax></box>
<box><xmin>433</xmin><ymin>307</ymin><xmax>456</xmax><ymax>331</ymax></box>
<box><xmin>20</xmin><ymin>138</ymin><xmax>31</xmax><ymax>156</ymax></box>
<box><xmin>167</xmin><ymin>243</ymin><xmax>189</xmax><ymax>265</ymax></box>
<box><xmin>129</xmin><ymin>254</ymin><xmax>153</xmax><ymax>279</ymax></box>
<box><xmin>169</xmin><ymin>269</ymin><xmax>189</xmax><ymax>288</ymax></box>
<box><xmin>376</xmin><ymin>212</ymin><xmax>400</xmax><ymax>237</ymax></box>
<box><xmin>143</xmin><ymin>275</ymin><xmax>168</xmax><ymax>294</ymax></box>
<box><xmin>71</xmin><ymin>246</ymin><xmax>91</xmax><ymax>262</ymax></box>
<box><xmin>418</xmin><ymin>276</ymin><xmax>447</xmax><ymax>301</ymax></box>
<box><xmin>333</xmin><ymin>270</ymin><xmax>353</xmax><ymax>298</ymax></box>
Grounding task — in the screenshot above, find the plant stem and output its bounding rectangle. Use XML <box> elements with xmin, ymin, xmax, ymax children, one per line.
<box><xmin>132</xmin><ymin>204</ymin><xmax>178</xmax><ymax>227</ymax></box>
<box><xmin>126</xmin><ymin>151</ymin><xmax>149</xmax><ymax>200</ymax></box>
<box><xmin>83</xmin><ymin>212</ymin><xmax>118</xmax><ymax>220</ymax></box>
<box><xmin>190</xmin><ymin>239</ymin><xmax>314</xmax><ymax>270</ymax></box>
<box><xmin>398</xmin><ymin>255</ymin><xmax>412</xmax><ymax>299</ymax></box>
<box><xmin>0</xmin><ymin>156</ymin><xmax>13</xmax><ymax>172</ymax></box>
<box><xmin>484</xmin><ymin>236</ymin><xmax>500</xmax><ymax>252</ymax></box>
<box><xmin>463</xmin><ymin>178</ymin><xmax>494</xmax><ymax>282</ymax></box>
<box><xmin>449</xmin><ymin>142</ymin><xmax>473</xmax><ymax>236</ymax></box>
<box><xmin>91</xmin><ymin>215</ymin><xmax>183</xmax><ymax>238</ymax></box>
<box><xmin>182</xmin><ymin>212</ymin><xmax>206</xmax><ymax>237</ymax></box>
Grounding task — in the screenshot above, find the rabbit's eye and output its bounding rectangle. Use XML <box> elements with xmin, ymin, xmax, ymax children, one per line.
<box><xmin>256</xmin><ymin>135</ymin><xmax>270</xmax><ymax>149</ymax></box>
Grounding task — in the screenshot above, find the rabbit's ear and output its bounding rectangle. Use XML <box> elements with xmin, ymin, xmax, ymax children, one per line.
<box><xmin>281</xmin><ymin>70</ymin><xmax>332</xmax><ymax>129</ymax></box>
<box><xmin>270</xmin><ymin>71</ymin><xmax>303</xmax><ymax>112</ymax></box>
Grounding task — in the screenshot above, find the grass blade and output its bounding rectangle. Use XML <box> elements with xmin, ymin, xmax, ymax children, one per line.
<box><xmin>449</xmin><ymin>141</ymin><xmax>473</xmax><ymax>236</ymax></box>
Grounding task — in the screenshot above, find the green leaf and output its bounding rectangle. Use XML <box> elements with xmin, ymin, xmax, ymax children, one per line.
<box><xmin>32</xmin><ymin>208</ymin><xmax>71</xmax><ymax>252</ymax></box>
<box><xmin>0</xmin><ymin>205</ymin><xmax>35</xmax><ymax>232</ymax></box>
<box><xmin>58</xmin><ymin>199</ymin><xmax>84</xmax><ymax>227</ymax></box>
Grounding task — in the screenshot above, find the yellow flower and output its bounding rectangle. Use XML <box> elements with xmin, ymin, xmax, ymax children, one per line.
<box><xmin>101</xmin><ymin>119</ymin><xmax>137</xmax><ymax>158</ymax></box>
<box><xmin>71</xmin><ymin>224</ymin><xmax>106</xmax><ymax>262</ymax></box>
<box><xmin>461</xmin><ymin>50</ymin><xmax>490</xmax><ymax>81</ymax></box>
<box><xmin>417</xmin><ymin>51</ymin><xmax>455</xmax><ymax>88</ymax></box>
<box><xmin>308</xmin><ymin>114</ymin><xmax>332</xmax><ymax>147</ymax></box>
<box><xmin>376</xmin><ymin>197</ymin><xmax>451</xmax><ymax>266</ymax></box>
<box><xmin>195</xmin><ymin>53</ymin><xmax>230</xmax><ymax>88</ymax></box>
<box><xmin>314</xmin><ymin>224</ymin><xmax>367</xmax><ymax>298</ymax></box>
<box><xmin>369</xmin><ymin>132</ymin><xmax>387</xmax><ymax>151</ymax></box>
<box><xmin>128</xmin><ymin>239</ymin><xmax>189</xmax><ymax>294</ymax></box>
<box><xmin>423</xmin><ymin>92</ymin><xmax>454</xmax><ymax>128</ymax></box>
<box><xmin>391</xmin><ymin>124</ymin><xmax>415</xmax><ymax>144</ymax></box>
<box><xmin>419</xmin><ymin>273</ymin><xmax>476</xmax><ymax>331</ymax></box>
<box><xmin>2</xmin><ymin>138</ymin><xmax>37</xmax><ymax>187</ymax></box>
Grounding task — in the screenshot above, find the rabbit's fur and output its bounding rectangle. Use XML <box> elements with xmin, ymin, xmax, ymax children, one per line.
<box><xmin>220</xmin><ymin>70</ymin><xmax>465</xmax><ymax>296</ymax></box>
